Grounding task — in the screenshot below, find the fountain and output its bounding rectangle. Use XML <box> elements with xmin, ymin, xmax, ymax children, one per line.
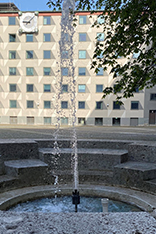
<box><xmin>54</xmin><ymin>0</ymin><xmax>80</xmax><ymax>211</ymax></box>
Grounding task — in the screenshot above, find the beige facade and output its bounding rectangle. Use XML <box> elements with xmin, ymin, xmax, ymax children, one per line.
<box><xmin>0</xmin><ymin>4</ymin><xmax>156</xmax><ymax>126</ymax></box>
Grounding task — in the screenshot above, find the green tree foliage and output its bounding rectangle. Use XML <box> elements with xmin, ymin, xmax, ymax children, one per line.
<box><xmin>47</xmin><ymin>0</ymin><xmax>156</xmax><ymax>103</ymax></box>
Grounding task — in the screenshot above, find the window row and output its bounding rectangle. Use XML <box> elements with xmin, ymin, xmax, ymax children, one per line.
<box><xmin>9</xmin><ymin>84</ymin><xmax>104</xmax><ymax>93</ymax></box>
<box><xmin>8</xmin><ymin>32</ymin><xmax>104</xmax><ymax>42</ymax></box>
<box><xmin>8</xmin><ymin>50</ymin><xmax>90</xmax><ymax>59</ymax></box>
<box><xmin>9</xmin><ymin>100</ymin><xmax>140</xmax><ymax>110</ymax></box>
<box><xmin>8</xmin><ymin>15</ymin><xmax>105</xmax><ymax>26</ymax></box>
<box><xmin>8</xmin><ymin>67</ymin><xmax>105</xmax><ymax>76</ymax></box>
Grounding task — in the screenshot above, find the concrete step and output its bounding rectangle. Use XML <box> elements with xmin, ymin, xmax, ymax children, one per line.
<box><xmin>4</xmin><ymin>159</ymin><xmax>54</xmax><ymax>187</ymax></box>
<box><xmin>55</xmin><ymin>170</ymin><xmax>114</xmax><ymax>185</ymax></box>
<box><xmin>114</xmin><ymin>161</ymin><xmax>156</xmax><ymax>189</ymax></box>
<box><xmin>144</xmin><ymin>179</ymin><xmax>156</xmax><ymax>195</ymax></box>
<box><xmin>39</xmin><ymin>147</ymin><xmax>128</xmax><ymax>172</ymax></box>
<box><xmin>0</xmin><ymin>175</ymin><xmax>18</xmax><ymax>193</ymax></box>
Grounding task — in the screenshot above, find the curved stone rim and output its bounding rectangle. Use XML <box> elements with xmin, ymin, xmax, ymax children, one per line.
<box><xmin>0</xmin><ymin>184</ymin><xmax>156</xmax><ymax>212</ymax></box>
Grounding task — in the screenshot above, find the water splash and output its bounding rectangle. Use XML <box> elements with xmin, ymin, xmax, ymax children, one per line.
<box><xmin>54</xmin><ymin>0</ymin><xmax>79</xmax><ymax>190</ymax></box>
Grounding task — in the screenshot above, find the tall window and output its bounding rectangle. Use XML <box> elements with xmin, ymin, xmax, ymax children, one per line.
<box><xmin>133</xmin><ymin>51</ymin><xmax>140</xmax><ymax>59</ymax></box>
<box><xmin>9</xmin><ymin>51</ymin><xmax>16</xmax><ymax>59</ymax></box>
<box><xmin>113</xmin><ymin>101</ymin><xmax>120</xmax><ymax>110</ymax></box>
<box><xmin>150</xmin><ymin>93</ymin><xmax>156</xmax><ymax>100</ymax></box>
<box><xmin>27</xmin><ymin>101</ymin><xmax>34</xmax><ymax>108</ymax></box>
<box><xmin>43</xmin><ymin>16</ymin><xmax>51</xmax><ymax>25</ymax></box>
<box><xmin>61</xmin><ymin>67</ymin><xmax>69</xmax><ymax>76</ymax></box>
<box><xmin>27</xmin><ymin>84</ymin><xmax>34</xmax><ymax>92</ymax></box>
<box><xmin>10</xmin><ymin>84</ymin><xmax>16</xmax><ymax>92</ymax></box>
<box><xmin>97</xmin><ymin>33</ymin><xmax>104</xmax><ymax>41</ymax></box>
<box><xmin>131</xmin><ymin>101</ymin><xmax>139</xmax><ymax>110</ymax></box>
<box><xmin>44</xmin><ymin>84</ymin><xmax>51</xmax><ymax>92</ymax></box>
<box><xmin>62</xmin><ymin>84</ymin><xmax>68</xmax><ymax>93</ymax></box>
<box><xmin>43</xmin><ymin>50</ymin><xmax>51</xmax><ymax>59</ymax></box>
<box><xmin>78</xmin><ymin>101</ymin><xmax>85</xmax><ymax>109</ymax></box>
<box><xmin>62</xmin><ymin>51</ymin><xmax>69</xmax><ymax>59</ymax></box>
<box><xmin>78</xmin><ymin>67</ymin><xmax>86</xmax><ymax>76</ymax></box>
<box><xmin>96</xmin><ymin>101</ymin><xmax>103</xmax><ymax>109</ymax></box>
<box><xmin>97</xmin><ymin>15</ymin><xmax>105</xmax><ymax>24</ymax></box>
<box><xmin>79</xmin><ymin>16</ymin><xmax>87</xmax><ymax>24</ymax></box>
<box><xmin>26</xmin><ymin>51</ymin><xmax>33</xmax><ymax>59</ymax></box>
<box><xmin>43</xmin><ymin>67</ymin><xmax>51</xmax><ymax>76</ymax></box>
<box><xmin>96</xmin><ymin>85</ymin><xmax>103</xmax><ymax>92</ymax></box>
<box><xmin>79</xmin><ymin>33</ymin><xmax>87</xmax><ymax>41</ymax></box>
<box><xmin>26</xmin><ymin>34</ymin><xmax>33</xmax><ymax>42</ymax></box>
<box><xmin>44</xmin><ymin>117</ymin><xmax>51</xmax><ymax>124</ymax></box>
<box><xmin>78</xmin><ymin>84</ymin><xmax>86</xmax><ymax>93</ymax></box>
<box><xmin>79</xmin><ymin>50</ymin><xmax>86</xmax><ymax>59</ymax></box>
<box><xmin>26</xmin><ymin>67</ymin><xmax>34</xmax><ymax>76</ymax></box>
<box><xmin>9</xmin><ymin>34</ymin><xmax>16</xmax><ymax>42</ymax></box>
<box><xmin>9</xmin><ymin>67</ymin><xmax>16</xmax><ymax>75</ymax></box>
<box><xmin>61</xmin><ymin>117</ymin><xmax>68</xmax><ymax>125</ymax></box>
<box><xmin>96</xmin><ymin>67</ymin><xmax>103</xmax><ymax>76</ymax></box>
<box><xmin>44</xmin><ymin>101</ymin><xmax>51</xmax><ymax>109</ymax></box>
<box><xmin>10</xmin><ymin>100</ymin><xmax>17</xmax><ymax>108</ymax></box>
<box><xmin>9</xmin><ymin>17</ymin><xmax>15</xmax><ymax>25</ymax></box>
<box><xmin>61</xmin><ymin>101</ymin><xmax>68</xmax><ymax>109</ymax></box>
<box><xmin>43</xmin><ymin>33</ymin><xmax>51</xmax><ymax>42</ymax></box>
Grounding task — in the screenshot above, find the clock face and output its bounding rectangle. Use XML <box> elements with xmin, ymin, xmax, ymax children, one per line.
<box><xmin>20</xmin><ymin>13</ymin><xmax>37</xmax><ymax>33</ymax></box>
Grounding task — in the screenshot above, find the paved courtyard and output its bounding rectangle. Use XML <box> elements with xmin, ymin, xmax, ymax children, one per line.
<box><xmin>0</xmin><ymin>125</ymin><xmax>156</xmax><ymax>141</ymax></box>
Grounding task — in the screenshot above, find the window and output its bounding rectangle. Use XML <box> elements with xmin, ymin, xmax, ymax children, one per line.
<box><xmin>44</xmin><ymin>117</ymin><xmax>51</xmax><ymax>125</ymax></box>
<box><xmin>10</xmin><ymin>100</ymin><xmax>17</xmax><ymax>108</ymax></box>
<box><xmin>27</xmin><ymin>117</ymin><xmax>34</xmax><ymax>124</ymax></box>
<box><xmin>131</xmin><ymin>101</ymin><xmax>139</xmax><ymax>110</ymax></box>
<box><xmin>62</xmin><ymin>51</ymin><xmax>68</xmax><ymax>59</ymax></box>
<box><xmin>95</xmin><ymin>118</ymin><xmax>103</xmax><ymax>125</ymax></box>
<box><xmin>133</xmin><ymin>51</ymin><xmax>140</xmax><ymax>59</ymax></box>
<box><xmin>9</xmin><ymin>17</ymin><xmax>15</xmax><ymax>25</ymax></box>
<box><xmin>44</xmin><ymin>101</ymin><xmax>51</xmax><ymax>109</ymax></box>
<box><xmin>26</xmin><ymin>34</ymin><xmax>33</xmax><ymax>42</ymax></box>
<box><xmin>43</xmin><ymin>16</ymin><xmax>51</xmax><ymax>25</ymax></box>
<box><xmin>43</xmin><ymin>33</ymin><xmax>51</xmax><ymax>42</ymax></box>
<box><xmin>79</xmin><ymin>15</ymin><xmax>87</xmax><ymax>24</ymax></box>
<box><xmin>78</xmin><ymin>101</ymin><xmax>85</xmax><ymax>109</ymax></box>
<box><xmin>26</xmin><ymin>51</ymin><xmax>33</xmax><ymax>59</ymax></box>
<box><xmin>150</xmin><ymin>94</ymin><xmax>156</xmax><ymax>100</ymax></box>
<box><xmin>113</xmin><ymin>84</ymin><xmax>121</xmax><ymax>93</ymax></box>
<box><xmin>96</xmin><ymin>67</ymin><xmax>103</xmax><ymax>76</ymax></box>
<box><xmin>97</xmin><ymin>33</ymin><xmax>104</xmax><ymax>41</ymax></box>
<box><xmin>9</xmin><ymin>67</ymin><xmax>16</xmax><ymax>75</ymax></box>
<box><xmin>61</xmin><ymin>117</ymin><xmax>68</xmax><ymax>125</ymax></box>
<box><xmin>44</xmin><ymin>84</ymin><xmax>51</xmax><ymax>92</ymax></box>
<box><xmin>10</xmin><ymin>116</ymin><xmax>17</xmax><ymax>124</ymax></box>
<box><xmin>79</xmin><ymin>33</ymin><xmax>87</xmax><ymax>42</ymax></box>
<box><xmin>96</xmin><ymin>84</ymin><xmax>103</xmax><ymax>92</ymax></box>
<box><xmin>78</xmin><ymin>67</ymin><xmax>86</xmax><ymax>76</ymax></box>
<box><xmin>10</xmin><ymin>84</ymin><xmax>16</xmax><ymax>92</ymax></box>
<box><xmin>26</xmin><ymin>67</ymin><xmax>34</xmax><ymax>76</ymax></box>
<box><xmin>62</xmin><ymin>84</ymin><xmax>68</xmax><ymax>93</ymax></box>
<box><xmin>96</xmin><ymin>101</ymin><xmax>103</xmax><ymax>109</ymax></box>
<box><xmin>78</xmin><ymin>118</ymin><xmax>86</xmax><ymax>125</ymax></box>
<box><xmin>9</xmin><ymin>34</ymin><xmax>16</xmax><ymax>42</ymax></box>
<box><xmin>27</xmin><ymin>101</ymin><xmax>34</xmax><ymax>108</ymax></box>
<box><xmin>61</xmin><ymin>67</ymin><xmax>69</xmax><ymax>76</ymax></box>
<box><xmin>44</xmin><ymin>67</ymin><xmax>51</xmax><ymax>76</ymax></box>
<box><xmin>64</xmin><ymin>33</ymin><xmax>69</xmax><ymax>42</ymax></box>
<box><xmin>79</xmin><ymin>50</ymin><xmax>86</xmax><ymax>59</ymax></box>
<box><xmin>112</xmin><ymin>118</ymin><xmax>120</xmax><ymax>126</ymax></box>
<box><xmin>61</xmin><ymin>101</ymin><xmax>68</xmax><ymax>109</ymax></box>
<box><xmin>78</xmin><ymin>84</ymin><xmax>86</xmax><ymax>93</ymax></box>
<box><xmin>97</xmin><ymin>15</ymin><xmax>105</xmax><ymax>24</ymax></box>
<box><xmin>113</xmin><ymin>101</ymin><xmax>120</xmax><ymax>110</ymax></box>
<box><xmin>9</xmin><ymin>51</ymin><xmax>16</xmax><ymax>59</ymax></box>
<box><xmin>134</xmin><ymin>87</ymin><xmax>139</xmax><ymax>93</ymax></box>
<box><xmin>43</xmin><ymin>50</ymin><xmax>51</xmax><ymax>59</ymax></box>
<box><xmin>27</xmin><ymin>84</ymin><xmax>33</xmax><ymax>92</ymax></box>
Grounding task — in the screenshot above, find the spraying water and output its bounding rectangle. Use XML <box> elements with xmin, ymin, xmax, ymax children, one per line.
<box><xmin>54</xmin><ymin>0</ymin><xmax>79</xmax><ymax>192</ymax></box>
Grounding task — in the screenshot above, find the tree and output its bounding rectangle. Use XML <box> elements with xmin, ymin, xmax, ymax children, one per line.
<box><xmin>47</xmin><ymin>0</ymin><xmax>156</xmax><ymax>104</ymax></box>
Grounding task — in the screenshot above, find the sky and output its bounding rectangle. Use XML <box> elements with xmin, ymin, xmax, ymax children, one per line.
<box><xmin>0</xmin><ymin>0</ymin><xmax>51</xmax><ymax>11</ymax></box>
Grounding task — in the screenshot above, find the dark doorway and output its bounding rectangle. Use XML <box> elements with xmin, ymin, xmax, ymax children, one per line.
<box><xmin>112</xmin><ymin>118</ymin><xmax>120</xmax><ymax>126</ymax></box>
<box><xmin>149</xmin><ymin>110</ymin><xmax>156</xmax><ymax>124</ymax></box>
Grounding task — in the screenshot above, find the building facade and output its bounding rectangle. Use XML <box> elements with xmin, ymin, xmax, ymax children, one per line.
<box><xmin>0</xmin><ymin>3</ymin><xmax>155</xmax><ymax>126</ymax></box>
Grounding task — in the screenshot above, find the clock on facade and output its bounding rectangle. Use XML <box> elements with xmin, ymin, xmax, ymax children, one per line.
<box><xmin>19</xmin><ymin>12</ymin><xmax>38</xmax><ymax>33</ymax></box>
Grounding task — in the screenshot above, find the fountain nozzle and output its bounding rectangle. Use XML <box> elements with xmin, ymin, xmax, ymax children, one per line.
<box><xmin>72</xmin><ymin>189</ymin><xmax>80</xmax><ymax>212</ymax></box>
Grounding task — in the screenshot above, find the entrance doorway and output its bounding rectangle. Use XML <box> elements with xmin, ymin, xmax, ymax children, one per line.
<box><xmin>149</xmin><ymin>110</ymin><xmax>156</xmax><ymax>124</ymax></box>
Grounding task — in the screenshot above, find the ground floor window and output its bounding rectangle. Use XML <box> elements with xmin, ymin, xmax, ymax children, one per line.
<box><xmin>95</xmin><ymin>118</ymin><xmax>103</xmax><ymax>125</ymax></box>
<box><xmin>112</xmin><ymin>118</ymin><xmax>120</xmax><ymax>126</ymax></box>
<box><xmin>78</xmin><ymin>118</ymin><xmax>86</xmax><ymax>125</ymax></box>
<box><xmin>27</xmin><ymin>116</ymin><xmax>34</xmax><ymax>125</ymax></box>
<box><xmin>61</xmin><ymin>117</ymin><xmax>68</xmax><ymax>125</ymax></box>
<box><xmin>10</xmin><ymin>116</ymin><xmax>17</xmax><ymax>124</ymax></box>
<box><xmin>44</xmin><ymin>117</ymin><xmax>51</xmax><ymax>125</ymax></box>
